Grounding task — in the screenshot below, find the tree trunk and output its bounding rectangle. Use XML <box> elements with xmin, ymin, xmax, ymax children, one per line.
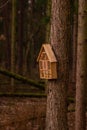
<box><xmin>45</xmin><ymin>0</ymin><xmax>51</xmax><ymax>43</ymax></box>
<box><xmin>72</xmin><ymin>14</ymin><xmax>78</xmax><ymax>82</ymax></box>
<box><xmin>75</xmin><ymin>0</ymin><xmax>87</xmax><ymax>130</ymax></box>
<box><xmin>4</xmin><ymin>5</ymin><xmax>11</xmax><ymax>70</ymax></box>
<box><xmin>71</xmin><ymin>0</ymin><xmax>78</xmax><ymax>83</ymax></box>
<box><xmin>46</xmin><ymin>0</ymin><xmax>70</xmax><ymax>130</ymax></box>
<box><xmin>11</xmin><ymin>0</ymin><xmax>16</xmax><ymax>87</ymax></box>
<box><xmin>16</xmin><ymin>0</ymin><xmax>24</xmax><ymax>74</ymax></box>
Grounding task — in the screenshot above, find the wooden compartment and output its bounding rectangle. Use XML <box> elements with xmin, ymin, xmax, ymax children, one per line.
<box><xmin>37</xmin><ymin>44</ymin><xmax>57</xmax><ymax>79</ymax></box>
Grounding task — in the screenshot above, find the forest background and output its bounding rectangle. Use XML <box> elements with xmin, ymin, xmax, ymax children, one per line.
<box><xmin>0</xmin><ymin>0</ymin><xmax>76</xmax><ymax>87</ymax></box>
<box><xmin>0</xmin><ymin>0</ymin><xmax>51</xmax><ymax>89</ymax></box>
<box><xmin>0</xmin><ymin>0</ymin><xmax>87</xmax><ymax>130</ymax></box>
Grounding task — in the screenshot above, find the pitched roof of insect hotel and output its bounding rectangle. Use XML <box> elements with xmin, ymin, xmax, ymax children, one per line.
<box><xmin>37</xmin><ymin>44</ymin><xmax>57</xmax><ymax>62</ymax></box>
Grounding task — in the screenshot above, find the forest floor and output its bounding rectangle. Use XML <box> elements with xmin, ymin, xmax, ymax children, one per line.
<box><xmin>0</xmin><ymin>96</ymin><xmax>86</xmax><ymax>130</ymax></box>
<box><xmin>0</xmin><ymin>96</ymin><xmax>76</xmax><ymax>130</ymax></box>
<box><xmin>0</xmin><ymin>82</ymin><xmax>86</xmax><ymax>130</ymax></box>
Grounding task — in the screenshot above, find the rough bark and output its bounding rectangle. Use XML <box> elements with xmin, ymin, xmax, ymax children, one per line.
<box><xmin>75</xmin><ymin>0</ymin><xmax>87</xmax><ymax>130</ymax></box>
<box><xmin>46</xmin><ymin>0</ymin><xmax>70</xmax><ymax>130</ymax></box>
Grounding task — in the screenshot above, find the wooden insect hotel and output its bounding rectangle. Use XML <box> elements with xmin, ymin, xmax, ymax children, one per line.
<box><xmin>37</xmin><ymin>44</ymin><xmax>57</xmax><ymax>79</ymax></box>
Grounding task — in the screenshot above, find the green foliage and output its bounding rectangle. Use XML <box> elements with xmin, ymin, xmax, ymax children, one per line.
<box><xmin>36</xmin><ymin>0</ymin><xmax>47</xmax><ymax>7</ymax></box>
<box><xmin>70</xmin><ymin>0</ymin><xmax>78</xmax><ymax>14</ymax></box>
<box><xmin>41</xmin><ymin>16</ymin><xmax>50</xmax><ymax>25</ymax></box>
<box><xmin>74</xmin><ymin>0</ymin><xmax>78</xmax><ymax>14</ymax></box>
<box><xmin>34</xmin><ymin>0</ymin><xmax>48</xmax><ymax>12</ymax></box>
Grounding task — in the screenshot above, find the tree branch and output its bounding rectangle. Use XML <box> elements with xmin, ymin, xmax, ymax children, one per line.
<box><xmin>0</xmin><ymin>69</ymin><xmax>45</xmax><ymax>90</ymax></box>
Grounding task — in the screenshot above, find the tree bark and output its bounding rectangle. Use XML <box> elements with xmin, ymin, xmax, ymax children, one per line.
<box><xmin>75</xmin><ymin>0</ymin><xmax>87</xmax><ymax>130</ymax></box>
<box><xmin>46</xmin><ymin>0</ymin><xmax>70</xmax><ymax>130</ymax></box>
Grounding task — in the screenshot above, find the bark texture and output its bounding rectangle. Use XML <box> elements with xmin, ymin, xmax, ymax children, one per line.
<box><xmin>46</xmin><ymin>0</ymin><xmax>70</xmax><ymax>130</ymax></box>
<box><xmin>75</xmin><ymin>0</ymin><xmax>87</xmax><ymax>130</ymax></box>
